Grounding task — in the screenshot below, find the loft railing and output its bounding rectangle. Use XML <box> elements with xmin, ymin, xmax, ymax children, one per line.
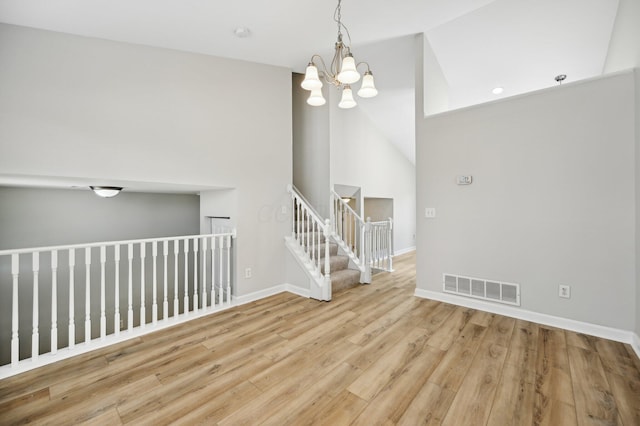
<box><xmin>286</xmin><ymin>185</ymin><xmax>331</xmax><ymax>301</ymax></box>
<box><xmin>0</xmin><ymin>231</ymin><xmax>236</xmax><ymax>378</ymax></box>
<box><xmin>331</xmin><ymin>189</ymin><xmax>393</xmax><ymax>282</ymax></box>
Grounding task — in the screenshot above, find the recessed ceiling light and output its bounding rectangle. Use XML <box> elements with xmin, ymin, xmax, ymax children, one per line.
<box><xmin>492</xmin><ymin>87</ymin><xmax>504</xmax><ymax>95</ymax></box>
<box><xmin>233</xmin><ymin>27</ymin><xmax>251</xmax><ymax>38</ymax></box>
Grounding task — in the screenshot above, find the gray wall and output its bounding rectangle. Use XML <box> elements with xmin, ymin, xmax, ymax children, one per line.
<box><xmin>0</xmin><ymin>187</ymin><xmax>199</xmax><ymax>249</ymax></box>
<box><xmin>292</xmin><ymin>73</ymin><xmax>331</xmax><ymax>218</ymax></box>
<box><xmin>636</xmin><ymin>70</ymin><xmax>640</xmax><ymax>338</ymax></box>
<box><xmin>415</xmin><ymin>70</ymin><xmax>636</xmax><ymax>330</ymax></box>
<box><xmin>330</xmin><ymin>90</ymin><xmax>417</xmax><ymax>254</ymax></box>
<box><xmin>603</xmin><ymin>0</ymin><xmax>640</xmax><ymax>343</ymax></box>
<box><xmin>364</xmin><ymin>198</ymin><xmax>393</xmax><ymax>223</ymax></box>
<box><xmin>0</xmin><ymin>23</ymin><xmax>292</xmax><ymax>299</ymax></box>
<box><xmin>0</xmin><ymin>186</ymin><xmax>200</xmax><ymax>363</ymax></box>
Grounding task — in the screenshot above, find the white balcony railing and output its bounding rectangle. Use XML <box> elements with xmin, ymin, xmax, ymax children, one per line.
<box><xmin>0</xmin><ymin>231</ymin><xmax>235</xmax><ymax>379</ymax></box>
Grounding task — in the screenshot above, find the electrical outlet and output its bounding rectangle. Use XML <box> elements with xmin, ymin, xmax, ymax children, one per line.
<box><xmin>559</xmin><ymin>285</ymin><xmax>571</xmax><ymax>299</ymax></box>
<box><xmin>245</xmin><ymin>267</ymin><xmax>252</xmax><ymax>279</ymax></box>
<box><xmin>425</xmin><ymin>208</ymin><xmax>436</xmax><ymax>218</ymax></box>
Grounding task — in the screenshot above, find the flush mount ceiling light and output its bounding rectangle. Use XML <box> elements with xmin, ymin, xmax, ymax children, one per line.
<box><xmin>492</xmin><ymin>87</ymin><xmax>504</xmax><ymax>95</ymax></box>
<box><xmin>301</xmin><ymin>0</ymin><xmax>378</xmax><ymax>109</ymax></box>
<box><xmin>90</xmin><ymin>186</ymin><xmax>123</xmax><ymax>198</ymax></box>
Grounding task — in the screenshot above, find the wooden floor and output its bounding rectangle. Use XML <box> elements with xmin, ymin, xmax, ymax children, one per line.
<box><xmin>1</xmin><ymin>252</ymin><xmax>639</xmax><ymax>425</ymax></box>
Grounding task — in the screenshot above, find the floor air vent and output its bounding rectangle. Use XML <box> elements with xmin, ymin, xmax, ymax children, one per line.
<box><xmin>443</xmin><ymin>273</ymin><xmax>520</xmax><ymax>306</ymax></box>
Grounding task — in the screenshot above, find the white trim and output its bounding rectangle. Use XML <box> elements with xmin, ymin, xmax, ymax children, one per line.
<box><xmin>414</xmin><ymin>289</ymin><xmax>636</xmax><ymax>346</ymax></box>
<box><xmin>394</xmin><ymin>246</ymin><xmax>416</xmax><ymax>256</ymax></box>
<box><xmin>232</xmin><ymin>284</ymin><xmax>310</xmax><ymax>305</ymax></box>
<box><xmin>284</xmin><ymin>283</ymin><xmax>311</xmax><ymax>298</ymax></box>
<box><xmin>232</xmin><ymin>285</ymin><xmax>289</xmax><ymax>305</ymax></box>
<box><xmin>632</xmin><ymin>332</ymin><xmax>640</xmax><ymax>359</ymax></box>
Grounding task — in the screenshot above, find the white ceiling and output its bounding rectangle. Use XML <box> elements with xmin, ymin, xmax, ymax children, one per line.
<box><xmin>0</xmin><ymin>0</ymin><xmax>621</xmax><ymax>169</ymax></box>
<box><xmin>0</xmin><ymin>0</ymin><xmax>495</xmax><ymax>69</ymax></box>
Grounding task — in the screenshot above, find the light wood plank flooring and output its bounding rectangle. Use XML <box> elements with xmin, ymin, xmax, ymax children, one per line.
<box><xmin>1</xmin><ymin>252</ymin><xmax>639</xmax><ymax>425</ymax></box>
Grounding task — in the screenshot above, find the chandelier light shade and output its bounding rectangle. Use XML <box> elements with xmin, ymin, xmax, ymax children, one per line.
<box><xmin>339</xmin><ymin>86</ymin><xmax>357</xmax><ymax>109</ymax></box>
<box><xmin>307</xmin><ymin>88</ymin><xmax>327</xmax><ymax>106</ymax></box>
<box><xmin>90</xmin><ymin>186</ymin><xmax>123</xmax><ymax>198</ymax></box>
<box><xmin>357</xmin><ymin>71</ymin><xmax>378</xmax><ymax>98</ymax></box>
<box><xmin>300</xmin><ymin>0</ymin><xmax>378</xmax><ymax>108</ymax></box>
<box><xmin>337</xmin><ymin>54</ymin><xmax>360</xmax><ymax>84</ymax></box>
<box><xmin>301</xmin><ymin>65</ymin><xmax>323</xmax><ymax>90</ymax></box>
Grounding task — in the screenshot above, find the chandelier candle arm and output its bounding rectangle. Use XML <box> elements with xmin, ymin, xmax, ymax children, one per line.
<box><xmin>300</xmin><ymin>0</ymin><xmax>378</xmax><ymax>108</ymax></box>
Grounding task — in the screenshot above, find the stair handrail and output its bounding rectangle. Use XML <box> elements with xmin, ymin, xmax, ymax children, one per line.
<box><xmin>330</xmin><ymin>189</ymin><xmax>366</xmax><ymax>270</ymax></box>
<box><xmin>287</xmin><ymin>185</ymin><xmax>331</xmax><ymax>300</ymax></box>
<box><xmin>331</xmin><ymin>189</ymin><xmax>394</xmax><ymax>282</ymax></box>
<box><xmin>288</xmin><ymin>184</ymin><xmax>324</xmax><ymax>226</ymax></box>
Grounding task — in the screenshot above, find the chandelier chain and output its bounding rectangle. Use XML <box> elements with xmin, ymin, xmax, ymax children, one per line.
<box><xmin>333</xmin><ymin>0</ymin><xmax>352</xmax><ymax>49</ymax></box>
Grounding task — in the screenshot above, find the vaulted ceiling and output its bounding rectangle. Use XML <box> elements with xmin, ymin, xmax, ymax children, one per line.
<box><xmin>0</xmin><ymin>0</ymin><xmax>621</xmax><ymax>164</ymax></box>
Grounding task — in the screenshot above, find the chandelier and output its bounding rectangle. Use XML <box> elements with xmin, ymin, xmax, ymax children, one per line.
<box><xmin>300</xmin><ymin>0</ymin><xmax>378</xmax><ymax>108</ymax></box>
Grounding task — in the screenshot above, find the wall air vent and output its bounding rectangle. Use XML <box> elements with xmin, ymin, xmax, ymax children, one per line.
<box><xmin>443</xmin><ymin>273</ymin><xmax>520</xmax><ymax>306</ymax></box>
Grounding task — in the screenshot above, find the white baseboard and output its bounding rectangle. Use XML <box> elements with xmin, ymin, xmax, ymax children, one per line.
<box><xmin>233</xmin><ymin>283</ymin><xmax>310</xmax><ymax>306</ymax></box>
<box><xmin>632</xmin><ymin>332</ymin><xmax>640</xmax><ymax>359</ymax></box>
<box><xmin>283</xmin><ymin>283</ymin><xmax>310</xmax><ymax>298</ymax></box>
<box><xmin>232</xmin><ymin>285</ymin><xmax>289</xmax><ymax>306</ymax></box>
<box><xmin>414</xmin><ymin>289</ymin><xmax>636</xmax><ymax>347</ymax></box>
<box><xmin>394</xmin><ymin>246</ymin><xmax>416</xmax><ymax>256</ymax></box>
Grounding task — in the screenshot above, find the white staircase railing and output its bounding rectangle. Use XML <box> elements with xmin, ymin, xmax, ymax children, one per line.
<box><xmin>331</xmin><ymin>190</ymin><xmax>366</xmax><ymax>268</ymax></box>
<box><xmin>365</xmin><ymin>218</ymin><xmax>393</xmax><ymax>274</ymax></box>
<box><xmin>331</xmin><ymin>189</ymin><xmax>393</xmax><ymax>282</ymax></box>
<box><xmin>286</xmin><ymin>185</ymin><xmax>331</xmax><ymax>301</ymax></box>
<box><xmin>0</xmin><ymin>231</ymin><xmax>236</xmax><ymax>379</ymax></box>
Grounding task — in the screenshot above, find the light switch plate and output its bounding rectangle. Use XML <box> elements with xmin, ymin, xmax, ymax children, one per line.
<box><xmin>425</xmin><ymin>208</ymin><xmax>436</xmax><ymax>218</ymax></box>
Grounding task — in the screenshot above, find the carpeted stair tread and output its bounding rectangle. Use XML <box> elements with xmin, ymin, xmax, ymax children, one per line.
<box><xmin>330</xmin><ymin>269</ymin><xmax>362</xmax><ymax>292</ymax></box>
<box><xmin>320</xmin><ymin>254</ymin><xmax>350</xmax><ymax>274</ymax></box>
<box><xmin>318</xmin><ymin>243</ymin><xmax>339</xmax><ymax>257</ymax></box>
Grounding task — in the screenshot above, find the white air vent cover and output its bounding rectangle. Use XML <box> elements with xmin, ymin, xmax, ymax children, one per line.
<box><xmin>443</xmin><ymin>273</ymin><xmax>520</xmax><ymax>306</ymax></box>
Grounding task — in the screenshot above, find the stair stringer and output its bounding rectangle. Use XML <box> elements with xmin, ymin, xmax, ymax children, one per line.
<box><xmin>284</xmin><ymin>236</ymin><xmax>331</xmax><ymax>301</ymax></box>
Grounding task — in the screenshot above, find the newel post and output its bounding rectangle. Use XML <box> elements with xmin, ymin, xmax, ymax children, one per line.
<box><xmin>363</xmin><ymin>217</ymin><xmax>372</xmax><ymax>283</ymax></box>
<box><xmin>387</xmin><ymin>217</ymin><xmax>394</xmax><ymax>271</ymax></box>
<box><xmin>287</xmin><ymin>185</ymin><xmax>295</xmax><ymax>238</ymax></box>
<box><xmin>322</xmin><ymin>219</ymin><xmax>332</xmax><ymax>301</ymax></box>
